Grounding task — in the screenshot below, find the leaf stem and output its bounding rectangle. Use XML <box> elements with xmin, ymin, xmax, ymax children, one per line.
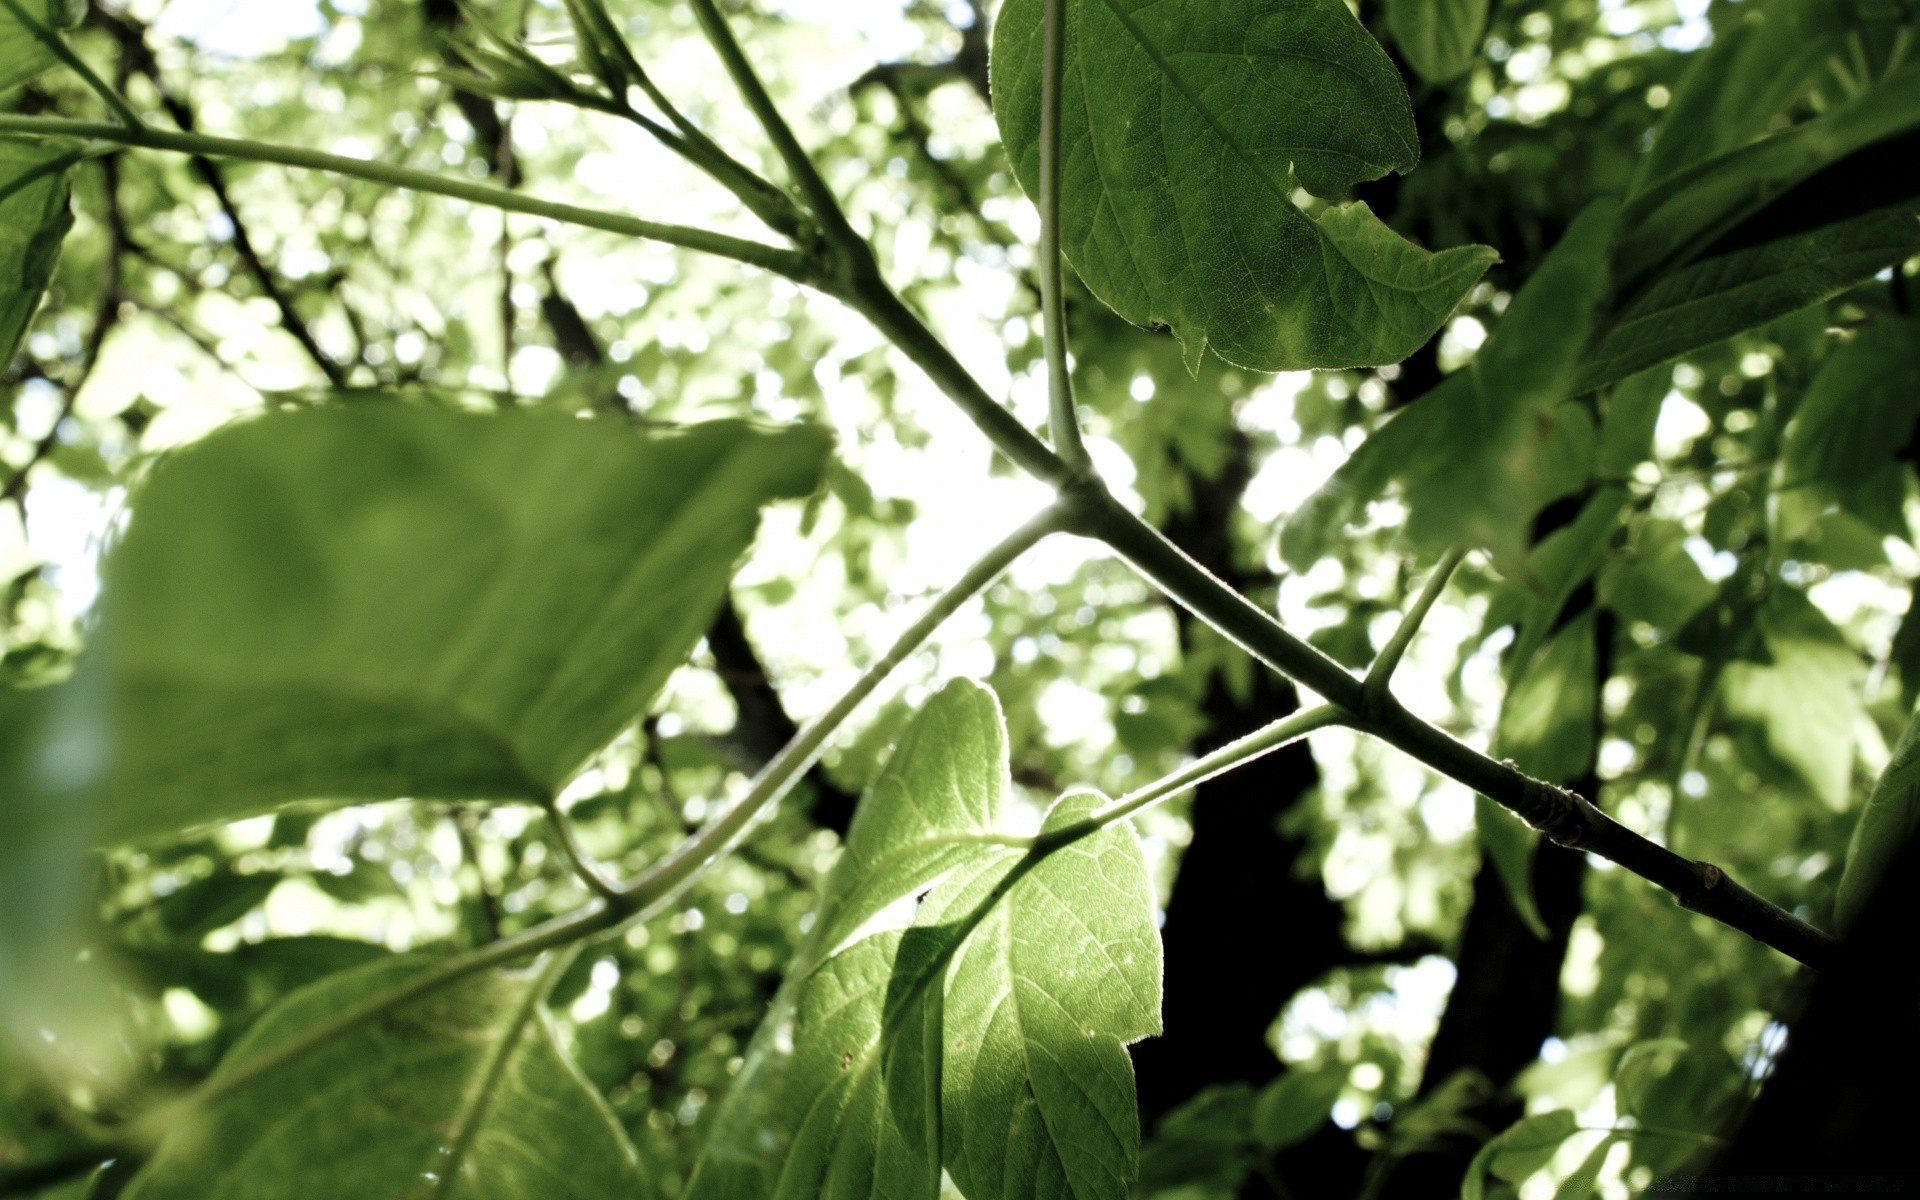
<box><xmin>0</xmin><ymin>115</ymin><xmax>812</xmax><ymax>280</ymax></box>
<box><xmin>0</xmin><ymin>0</ymin><xmax>145</xmax><ymax>128</ymax></box>
<box><xmin>1090</xmin><ymin>704</ymin><xmax>1344</xmax><ymax>827</ymax></box>
<box><xmin>545</xmin><ymin>802</ymin><xmax>623</xmax><ymax>902</ymax></box>
<box><xmin>1362</xmin><ymin>547</ymin><xmax>1465</xmax><ymax>718</ymax></box>
<box><xmin>1037</xmin><ymin>0</ymin><xmax>1091</xmax><ymax>474</ymax></box>
<box><xmin>612</xmin><ymin>503</ymin><xmax>1066</xmax><ymax>914</ymax></box>
<box><xmin>130</xmin><ymin>901</ymin><xmax>623</xmax><ymax>1144</ymax></box>
<box><xmin>562</xmin><ymin>0</ymin><xmax>805</xmax><ymax>238</ymax></box>
<box><xmin>842</xmin><ymin>287</ymin><xmax>1839</xmax><ymax>969</ymax></box>
<box><xmin>686</xmin><ymin>0</ymin><xmax>865</xmax><ymax>259</ymax></box>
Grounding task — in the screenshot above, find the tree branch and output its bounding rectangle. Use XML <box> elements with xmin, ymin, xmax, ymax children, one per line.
<box><xmin>0</xmin><ymin>115</ymin><xmax>814</xmax><ymax>281</ymax></box>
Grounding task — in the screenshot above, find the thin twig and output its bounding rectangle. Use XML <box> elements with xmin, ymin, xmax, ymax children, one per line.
<box><xmin>1037</xmin><ymin>0</ymin><xmax>1091</xmax><ymax>474</ymax></box>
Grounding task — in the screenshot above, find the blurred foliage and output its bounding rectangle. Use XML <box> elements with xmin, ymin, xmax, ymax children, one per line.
<box><xmin>0</xmin><ymin>0</ymin><xmax>1916</xmax><ymax>1196</ymax></box>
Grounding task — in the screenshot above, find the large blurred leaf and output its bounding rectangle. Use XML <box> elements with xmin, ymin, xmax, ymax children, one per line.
<box><xmin>1836</xmin><ymin>702</ymin><xmax>1920</xmax><ymax>931</ymax></box>
<box><xmin>686</xmin><ymin>680</ymin><xmax>1161</xmax><ymax>1200</ymax></box>
<box><xmin>1383</xmin><ymin>0</ymin><xmax>1488</xmax><ymax>83</ymax></box>
<box><xmin>992</xmin><ymin>0</ymin><xmax>1494</xmax><ymax>371</ymax></box>
<box><xmin>0</xmin><ymin>663</ymin><xmax>113</xmax><ymax>1069</ymax></box>
<box><xmin>100</xmin><ymin>407</ymin><xmax>829</xmax><ymax>842</ymax></box>
<box><xmin>121</xmin><ymin>955</ymin><xmax>647</xmax><ymax>1200</ymax></box>
<box><xmin>0</xmin><ymin>139</ymin><xmax>78</xmax><ymax>369</ymax></box>
<box><xmin>0</xmin><ymin>0</ymin><xmax>79</xmax><ymax>94</ymax></box>
<box><xmin>1282</xmin><ymin>202</ymin><xmax>1616</xmax><ymax>572</ymax></box>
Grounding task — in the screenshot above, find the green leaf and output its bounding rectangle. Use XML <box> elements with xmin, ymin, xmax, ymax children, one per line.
<box><xmin>1579</xmin><ymin>61</ymin><xmax>1920</xmax><ymax>392</ymax></box>
<box><xmin>152</xmin><ymin>869</ymin><xmax>280</xmax><ymax>940</ymax></box>
<box><xmin>0</xmin><ymin>664</ymin><xmax>114</xmax><ymax>1068</ymax></box>
<box><xmin>1505</xmin><ymin>489</ymin><xmax>1628</xmax><ymax>681</ymax></box>
<box><xmin>1549</xmin><ymin>1134</ymin><xmax>1614</xmax><ymax>1200</ymax></box>
<box><xmin>1780</xmin><ymin>320</ymin><xmax>1920</xmax><ymax>508</ymax></box>
<box><xmin>942</xmin><ymin>792</ymin><xmax>1161</xmax><ymax>1200</ymax></box>
<box><xmin>1138</xmin><ymin>1085</ymin><xmax>1257</xmax><ymax>1195</ymax></box>
<box><xmin>1597</xmin><ymin>520</ymin><xmax>1716</xmax><ymax>633</ymax></box>
<box><xmin>121</xmin><ymin>954</ymin><xmax>648</xmax><ymax>1200</ymax></box>
<box><xmin>1613</xmin><ymin>62</ymin><xmax>1920</xmax><ymax>298</ymax></box>
<box><xmin>1719</xmin><ymin>590</ymin><xmax>1863</xmax><ymax>808</ymax></box>
<box><xmin>1384</xmin><ymin>0</ymin><xmax>1489</xmax><ymax>84</ymax></box>
<box><xmin>0</xmin><ymin>139</ymin><xmax>77</xmax><ymax>371</ymax></box>
<box><xmin>1464</xmin><ymin>1109</ymin><xmax>1579</xmax><ymax>1198</ymax></box>
<box><xmin>1836</xmin><ymin>701</ymin><xmax>1920</xmax><ymax>931</ymax></box>
<box><xmin>1635</xmin><ymin>0</ymin><xmax>1909</xmax><ymax>189</ymax></box>
<box><xmin>1595</xmin><ymin>369</ymin><xmax>1666</xmax><ymax>479</ymax></box>
<box><xmin>99</xmin><ymin>407</ymin><xmax>829</xmax><ymax>842</ymax></box>
<box><xmin>1612</xmin><ymin>1038</ymin><xmax>1689</xmax><ymax>1121</ymax></box>
<box><xmin>1499</xmin><ymin>611</ymin><xmax>1598</xmax><ymax>787</ymax></box>
<box><xmin>992</xmin><ymin>0</ymin><xmax>1495</xmax><ymax>372</ymax></box>
<box><xmin>686</xmin><ymin>680</ymin><xmax>1162</xmax><ymax>1200</ymax></box>
<box><xmin>0</xmin><ymin>0</ymin><xmax>79</xmax><ymax>94</ymax></box>
<box><xmin>1577</xmin><ymin>205</ymin><xmax>1920</xmax><ymax>394</ymax></box>
<box><xmin>1251</xmin><ymin>1068</ymin><xmax>1345</xmax><ymax>1151</ymax></box>
<box><xmin>1476</xmin><ymin>795</ymin><xmax>1549</xmax><ymax>941</ymax></box>
<box><xmin>1282</xmin><ymin>203</ymin><xmax>1615</xmax><ymax>571</ymax></box>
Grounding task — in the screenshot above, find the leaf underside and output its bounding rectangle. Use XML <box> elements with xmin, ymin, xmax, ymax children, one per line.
<box><xmin>99</xmin><ymin>406</ymin><xmax>829</xmax><ymax>842</ymax></box>
<box><xmin>688</xmin><ymin>680</ymin><xmax>1162</xmax><ymax>1200</ymax></box>
<box><xmin>121</xmin><ymin>956</ymin><xmax>648</xmax><ymax>1200</ymax></box>
<box><xmin>992</xmin><ymin>0</ymin><xmax>1495</xmax><ymax>373</ymax></box>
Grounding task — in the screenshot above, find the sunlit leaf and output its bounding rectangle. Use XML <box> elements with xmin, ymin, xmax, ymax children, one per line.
<box><xmin>99</xmin><ymin>407</ymin><xmax>829</xmax><ymax>842</ymax></box>
<box><xmin>1463</xmin><ymin>1108</ymin><xmax>1579</xmax><ymax>1198</ymax></box>
<box><xmin>687</xmin><ymin>680</ymin><xmax>1161</xmax><ymax>1200</ymax></box>
<box><xmin>121</xmin><ymin>955</ymin><xmax>648</xmax><ymax>1200</ymax></box>
<box><xmin>992</xmin><ymin>0</ymin><xmax>1495</xmax><ymax>371</ymax></box>
<box><xmin>0</xmin><ymin>0</ymin><xmax>80</xmax><ymax>94</ymax></box>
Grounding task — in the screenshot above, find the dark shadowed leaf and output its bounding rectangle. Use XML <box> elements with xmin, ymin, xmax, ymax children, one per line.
<box><xmin>1499</xmin><ymin>611</ymin><xmax>1598</xmax><ymax>786</ymax></box>
<box><xmin>1836</xmin><ymin>701</ymin><xmax>1920</xmax><ymax>931</ymax></box>
<box><xmin>1633</xmin><ymin>0</ymin><xmax>1906</xmax><ymax>188</ymax></box>
<box><xmin>1579</xmin><ymin>60</ymin><xmax>1920</xmax><ymax>391</ymax></box>
<box><xmin>100</xmin><ymin>407</ymin><xmax>829</xmax><ymax>842</ymax></box>
<box><xmin>1251</xmin><ymin>1067</ymin><xmax>1345</xmax><ymax>1150</ymax></box>
<box><xmin>1282</xmin><ymin>202</ymin><xmax>1615</xmax><ymax>571</ymax></box>
<box><xmin>992</xmin><ymin>0</ymin><xmax>1494</xmax><ymax>371</ymax></box>
<box><xmin>0</xmin><ymin>139</ymin><xmax>77</xmax><ymax>369</ymax></box>
<box><xmin>1384</xmin><ymin>0</ymin><xmax>1489</xmax><ymax>83</ymax></box>
<box><xmin>1719</xmin><ymin>590</ymin><xmax>1862</xmax><ymax>808</ymax></box>
<box><xmin>121</xmin><ymin>954</ymin><xmax>648</xmax><ymax>1200</ymax></box>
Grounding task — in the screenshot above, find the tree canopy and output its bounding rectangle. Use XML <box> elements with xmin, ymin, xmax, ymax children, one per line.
<box><xmin>1</xmin><ymin>0</ymin><xmax>1916</xmax><ymax>1197</ymax></box>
